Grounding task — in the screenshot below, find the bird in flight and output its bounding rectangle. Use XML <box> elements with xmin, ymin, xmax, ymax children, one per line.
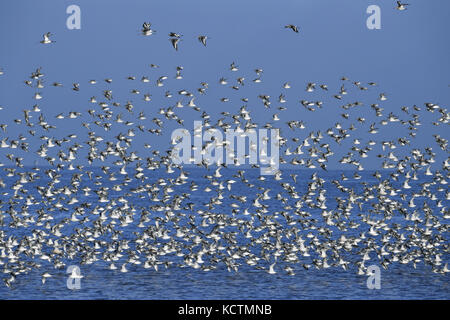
<box><xmin>170</xmin><ymin>37</ymin><xmax>180</xmax><ymax>51</ymax></box>
<box><xmin>40</xmin><ymin>32</ymin><xmax>54</xmax><ymax>44</ymax></box>
<box><xmin>198</xmin><ymin>35</ymin><xmax>208</xmax><ymax>47</ymax></box>
<box><xmin>169</xmin><ymin>32</ymin><xmax>182</xmax><ymax>38</ymax></box>
<box><xmin>396</xmin><ymin>1</ymin><xmax>409</xmax><ymax>10</ymax></box>
<box><xmin>141</xmin><ymin>22</ymin><xmax>155</xmax><ymax>36</ymax></box>
<box><xmin>284</xmin><ymin>24</ymin><xmax>299</xmax><ymax>33</ymax></box>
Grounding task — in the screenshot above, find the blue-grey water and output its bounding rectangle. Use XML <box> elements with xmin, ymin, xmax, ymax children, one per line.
<box><xmin>0</xmin><ymin>168</ymin><xmax>448</xmax><ymax>299</ymax></box>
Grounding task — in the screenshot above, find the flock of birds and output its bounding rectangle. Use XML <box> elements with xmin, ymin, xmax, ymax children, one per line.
<box><xmin>1</xmin><ymin>1</ymin><xmax>449</xmax><ymax>290</ymax></box>
<box><xmin>38</xmin><ymin>1</ymin><xmax>411</xmax><ymax>51</ymax></box>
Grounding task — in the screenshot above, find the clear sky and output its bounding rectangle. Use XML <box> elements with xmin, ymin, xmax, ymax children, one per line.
<box><xmin>0</xmin><ymin>0</ymin><xmax>448</xmax><ymax>169</ymax></box>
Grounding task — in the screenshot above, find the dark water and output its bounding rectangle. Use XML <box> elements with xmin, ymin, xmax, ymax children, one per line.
<box><xmin>1</xmin><ymin>262</ymin><xmax>448</xmax><ymax>299</ymax></box>
<box><xmin>0</xmin><ymin>168</ymin><xmax>448</xmax><ymax>299</ymax></box>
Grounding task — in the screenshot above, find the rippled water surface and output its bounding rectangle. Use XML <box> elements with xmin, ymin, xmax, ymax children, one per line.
<box><xmin>1</xmin><ymin>263</ymin><xmax>449</xmax><ymax>299</ymax></box>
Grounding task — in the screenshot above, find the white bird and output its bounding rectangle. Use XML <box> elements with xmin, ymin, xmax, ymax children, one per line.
<box><xmin>141</xmin><ymin>22</ymin><xmax>155</xmax><ymax>36</ymax></box>
<box><xmin>40</xmin><ymin>32</ymin><xmax>54</xmax><ymax>44</ymax></box>
<box><xmin>41</xmin><ymin>272</ymin><xmax>52</xmax><ymax>284</ymax></box>
<box><xmin>267</xmin><ymin>262</ymin><xmax>277</xmax><ymax>274</ymax></box>
<box><xmin>396</xmin><ymin>1</ymin><xmax>409</xmax><ymax>10</ymax></box>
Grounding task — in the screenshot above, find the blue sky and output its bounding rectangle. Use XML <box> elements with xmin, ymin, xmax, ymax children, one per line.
<box><xmin>0</xmin><ymin>0</ymin><xmax>448</xmax><ymax>169</ymax></box>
